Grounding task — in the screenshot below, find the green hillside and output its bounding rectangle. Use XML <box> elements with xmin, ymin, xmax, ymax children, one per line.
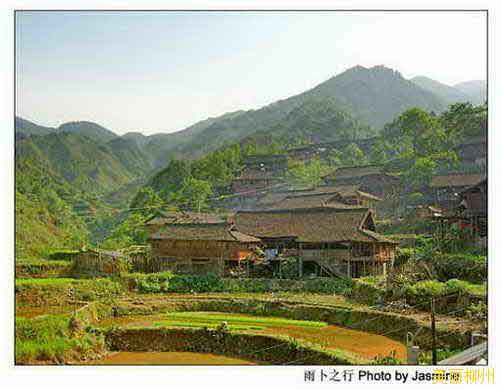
<box><xmin>411</xmin><ymin>76</ymin><xmax>471</xmax><ymax>104</ymax></box>
<box><xmin>57</xmin><ymin>121</ymin><xmax>118</xmax><ymax>143</ymax></box>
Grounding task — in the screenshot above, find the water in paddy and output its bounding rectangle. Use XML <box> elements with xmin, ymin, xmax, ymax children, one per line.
<box><xmin>16</xmin><ymin>303</ymin><xmax>84</xmax><ymax>318</ymax></box>
<box><xmin>95</xmin><ymin>352</ymin><xmax>256</xmax><ymax>365</ymax></box>
<box><xmin>98</xmin><ymin>311</ymin><xmax>407</xmax><ymax>361</ymax></box>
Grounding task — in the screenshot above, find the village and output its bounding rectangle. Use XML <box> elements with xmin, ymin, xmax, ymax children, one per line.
<box><xmin>15</xmin><ymin>131</ymin><xmax>488</xmax><ymax>366</ymax></box>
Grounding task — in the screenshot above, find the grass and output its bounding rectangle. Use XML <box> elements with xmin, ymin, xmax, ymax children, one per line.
<box><xmin>15</xmin><ymin>277</ymin><xmax>79</xmax><ymax>287</ymax></box>
<box><xmin>16</xmin><ymin>314</ymin><xmax>106</xmax><ymax>364</ymax></box>
<box><xmin>154</xmin><ymin>312</ymin><xmax>327</xmax><ymax>330</ymax></box>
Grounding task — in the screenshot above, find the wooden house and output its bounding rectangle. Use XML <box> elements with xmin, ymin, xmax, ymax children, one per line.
<box><xmin>454</xmin><ymin>136</ymin><xmax>487</xmax><ymax>170</ymax></box>
<box><xmin>147</xmin><ymin>215</ymin><xmax>261</xmax><ymax>276</ymax></box>
<box><xmin>230</xmin><ymin>170</ymin><xmax>285</xmax><ymax>194</ymax></box>
<box><xmin>287</xmin><ymin>137</ymin><xmax>378</xmax><ymax>162</ymax></box>
<box><xmin>256</xmin><ymin>185</ymin><xmax>381</xmax><ymax>210</ymax></box>
<box><xmin>230</xmin><ymin>154</ymin><xmax>287</xmax><ymax>194</ymax></box>
<box><xmin>234</xmin><ymin>207</ymin><xmax>397</xmax><ymax>278</ymax></box>
<box><xmin>429</xmin><ymin>173</ymin><xmax>485</xmax><ymax>210</ymax></box>
<box><xmin>458</xmin><ymin>178</ymin><xmax>487</xmax><ymax>238</ymax></box>
<box><xmin>322</xmin><ymin>165</ymin><xmax>401</xmax><ymax>199</ymax></box>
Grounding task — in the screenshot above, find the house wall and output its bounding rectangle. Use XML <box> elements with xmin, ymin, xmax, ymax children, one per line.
<box><xmin>231</xmin><ymin>179</ymin><xmax>281</xmax><ymax>194</ymax></box>
<box><xmin>72</xmin><ymin>251</ymin><xmax>130</xmax><ymax>276</ymax></box>
<box><xmin>325</xmin><ymin>174</ymin><xmax>398</xmax><ymax>196</ymax></box>
<box><xmin>150</xmin><ymin>239</ymin><xmax>257</xmax><ymax>275</ymax></box>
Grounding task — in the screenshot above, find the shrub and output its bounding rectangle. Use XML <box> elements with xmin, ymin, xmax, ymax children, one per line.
<box><xmin>394</xmin><ymin>248</ymin><xmax>416</xmax><ymax>268</ymax></box>
<box><xmin>303</xmin><ymin>277</ymin><xmax>353</xmax><ymax>295</ymax></box>
<box><xmin>427</xmin><ymin>253</ymin><xmax>487</xmax><ymax>283</ymax></box>
<box><xmin>16</xmin><ymin>314</ymin><xmax>105</xmax><ymax>364</ymax></box>
<box><xmin>168</xmin><ymin>273</ymin><xmax>225</xmax><ymax>293</ymax></box>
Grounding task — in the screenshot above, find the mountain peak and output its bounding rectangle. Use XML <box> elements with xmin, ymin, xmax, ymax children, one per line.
<box><xmin>58</xmin><ymin>120</ymin><xmax>117</xmax><ymax>143</ymax></box>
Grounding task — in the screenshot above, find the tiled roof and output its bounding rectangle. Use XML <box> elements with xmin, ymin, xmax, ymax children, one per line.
<box><xmin>235</xmin><ymin>208</ymin><xmax>393</xmax><ymax>244</ymax></box>
<box><xmin>323</xmin><ymin>165</ymin><xmax>385</xmax><ymax>180</ymax></box>
<box><xmin>150</xmin><ymin>223</ymin><xmax>260</xmax><ymax>243</ymax></box>
<box><xmin>264</xmin><ymin>193</ymin><xmax>363</xmax><ymax>211</ymax></box>
<box><xmin>257</xmin><ymin>185</ymin><xmax>381</xmax><ymax>206</ymax></box>
<box><xmin>430</xmin><ymin>174</ymin><xmax>486</xmax><ymax>188</ymax></box>
<box><xmin>145</xmin><ymin>211</ymin><xmax>229</xmax><ymax>226</ymax></box>
<box><xmin>234</xmin><ymin>169</ymin><xmax>283</xmax><ymax>181</ymax></box>
<box><xmin>256</xmin><ymin>192</ymin><xmax>289</xmax><ymax>205</ymax></box>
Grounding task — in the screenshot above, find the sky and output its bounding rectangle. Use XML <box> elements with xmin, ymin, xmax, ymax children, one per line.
<box><xmin>15</xmin><ymin>11</ymin><xmax>487</xmax><ymax>135</ymax></box>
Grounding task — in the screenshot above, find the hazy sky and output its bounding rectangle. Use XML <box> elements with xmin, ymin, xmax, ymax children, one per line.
<box><xmin>16</xmin><ymin>11</ymin><xmax>487</xmax><ymax>135</ymax></box>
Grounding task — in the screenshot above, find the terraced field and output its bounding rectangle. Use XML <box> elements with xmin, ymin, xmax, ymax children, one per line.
<box><xmin>97</xmin><ymin>311</ymin><xmax>407</xmax><ymax>360</ymax></box>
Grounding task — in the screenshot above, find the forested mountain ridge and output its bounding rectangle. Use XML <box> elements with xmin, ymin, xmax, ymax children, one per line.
<box><xmin>410</xmin><ymin>76</ymin><xmax>471</xmax><ymax>104</ymax></box>
<box><xmin>454</xmin><ymin>80</ymin><xmax>487</xmax><ymax>106</ymax></box>
<box><xmin>15</xmin><ymin>64</ymin><xmax>487</xmax><ymax>256</ymax></box>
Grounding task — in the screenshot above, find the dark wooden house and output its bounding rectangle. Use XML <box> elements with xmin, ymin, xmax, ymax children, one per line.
<box><xmin>287</xmin><ymin>137</ymin><xmax>378</xmax><ymax>162</ymax></box>
<box><xmin>429</xmin><ymin>173</ymin><xmax>486</xmax><ymax>210</ymax></box>
<box><xmin>458</xmin><ymin>178</ymin><xmax>487</xmax><ymax>238</ymax></box>
<box><xmin>454</xmin><ymin>136</ymin><xmax>487</xmax><ymax>170</ymax></box>
<box><xmin>234</xmin><ymin>207</ymin><xmax>397</xmax><ymax>278</ymax></box>
<box><xmin>322</xmin><ymin>165</ymin><xmax>401</xmax><ymax>199</ymax></box>
<box><xmin>230</xmin><ymin>154</ymin><xmax>287</xmax><ymax>194</ymax></box>
<box><xmin>256</xmin><ymin>185</ymin><xmax>381</xmax><ymax>210</ymax></box>
<box><xmin>147</xmin><ymin>215</ymin><xmax>261</xmax><ymax>276</ymax></box>
<box><xmin>261</xmin><ymin>185</ymin><xmax>382</xmax><ymax>212</ymax></box>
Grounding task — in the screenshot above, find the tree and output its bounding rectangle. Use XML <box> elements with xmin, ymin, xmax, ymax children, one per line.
<box><xmin>327</xmin><ymin>148</ymin><xmax>343</xmax><ymax>167</ymax></box>
<box><xmin>342</xmin><ymin>143</ymin><xmax>367</xmax><ymax>166</ymax></box>
<box><xmin>130</xmin><ymin>187</ymin><xmax>164</xmax><ymax>215</ymax></box>
<box><xmin>369</xmin><ymin>139</ymin><xmax>392</xmax><ymax>164</ymax></box>
<box><xmin>286</xmin><ymin>158</ymin><xmax>330</xmax><ymax>188</ymax></box>
<box><xmin>397</xmin><ymin>108</ymin><xmax>447</xmax><ymax>158</ymax></box>
<box><xmin>175</xmin><ymin>177</ymin><xmax>213</xmax><ymax>212</ymax></box>
<box><xmin>440</xmin><ymin>102</ymin><xmax>487</xmax><ymax>141</ymax></box>
<box><xmin>151</xmin><ymin>159</ymin><xmax>191</xmax><ymax>195</ymax></box>
<box><xmin>402</xmin><ymin>157</ymin><xmax>437</xmax><ymax>191</ymax></box>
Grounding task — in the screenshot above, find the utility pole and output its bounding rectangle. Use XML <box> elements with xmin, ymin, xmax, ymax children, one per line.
<box><xmin>431</xmin><ymin>297</ymin><xmax>438</xmax><ymax>365</ymax></box>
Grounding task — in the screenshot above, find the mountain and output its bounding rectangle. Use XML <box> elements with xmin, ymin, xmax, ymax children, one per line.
<box><xmin>410</xmin><ymin>76</ymin><xmax>471</xmax><ymax>104</ymax></box>
<box><xmin>454</xmin><ymin>80</ymin><xmax>487</xmax><ymax>105</ymax></box>
<box><xmin>16</xmin><ymin>131</ymin><xmax>151</xmax><ymax>195</ymax></box>
<box><xmin>57</xmin><ymin>121</ymin><xmax>118</xmax><ymax>143</ymax></box>
<box><xmin>15</xmin><ymin>117</ymin><xmax>56</xmax><ymax>137</ymax></box>
<box><xmin>170</xmin><ymin>65</ymin><xmax>447</xmax><ymax>158</ymax></box>
<box><xmin>301</xmin><ymin>65</ymin><xmax>447</xmax><ymax>128</ymax></box>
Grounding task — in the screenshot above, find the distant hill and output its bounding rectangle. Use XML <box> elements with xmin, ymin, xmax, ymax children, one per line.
<box><xmin>302</xmin><ymin>65</ymin><xmax>447</xmax><ymax>128</ymax></box>
<box><xmin>15</xmin><ymin>117</ymin><xmax>56</xmax><ymax>137</ymax></box>
<box><xmin>169</xmin><ymin>65</ymin><xmax>448</xmax><ymax>159</ymax></box>
<box><xmin>58</xmin><ymin>121</ymin><xmax>118</xmax><ymax>143</ymax></box>
<box><xmin>454</xmin><ymin>80</ymin><xmax>487</xmax><ymax>105</ymax></box>
<box><xmin>411</xmin><ymin>76</ymin><xmax>471</xmax><ymax>104</ymax></box>
<box><xmin>16</xmin><ymin>131</ymin><xmax>152</xmax><ymax>195</ymax></box>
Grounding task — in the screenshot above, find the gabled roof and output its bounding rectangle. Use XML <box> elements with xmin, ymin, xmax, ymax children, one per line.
<box><xmin>430</xmin><ymin>173</ymin><xmax>486</xmax><ymax>188</ymax></box>
<box><xmin>263</xmin><ymin>193</ymin><xmax>364</xmax><ymax>211</ymax></box>
<box><xmin>233</xmin><ymin>169</ymin><xmax>283</xmax><ymax>181</ymax></box>
<box><xmin>459</xmin><ymin>178</ymin><xmax>487</xmax><ymax>196</ymax></box>
<box><xmin>323</xmin><ymin>165</ymin><xmax>389</xmax><ymax>180</ymax></box>
<box><xmin>150</xmin><ymin>222</ymin><xmax>260</xmax><ymax>243</ymax></box>
<box><xmin>256</xmin><ymin>185</ymin><xmax>381</xmax><ymax>207</ymax></box>
<box><xmin>235</xmin><ymin>207</ymin><xmax>395</xmax><ymax>244</ymax></box>
<box><xmin>145</xmin><ymin>211</ymin><xmax>230</xmax><ymax>226</ymax></box>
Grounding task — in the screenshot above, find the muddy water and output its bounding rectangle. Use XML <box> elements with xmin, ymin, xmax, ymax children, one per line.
<box><xmin>264</xmin><ymin>325</ymin><xmax>406</xmax><ymax>360</ymax></box>
<box><xmin>16</xmin><ymin>304</ymin><xmax>84</xmax><ymax>318</ymax></box>
<box><xmin>97</xmin><ymin>312</ymin><xmax>406</xmax><ymax>361</ymax></box>
<box><xmin>95</xmin><ymin>352</ymin><xmax>256</xmax><ymax>365</ymax></box>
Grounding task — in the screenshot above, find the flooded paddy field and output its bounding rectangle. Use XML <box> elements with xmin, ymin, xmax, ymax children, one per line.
<box><xmin>97</xmin><ymin>311</ymin><xmax>407</xmax><ymax>361</ymax></box>
<box><xmin>16</xmin><ymin>303</ymin><xmax>84</xmax><ymax>318</ymax></box>
<box><xmin>93</xmin><ymin>351</ymin><xmax>257</xmax><ymax>365</ymax></box>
